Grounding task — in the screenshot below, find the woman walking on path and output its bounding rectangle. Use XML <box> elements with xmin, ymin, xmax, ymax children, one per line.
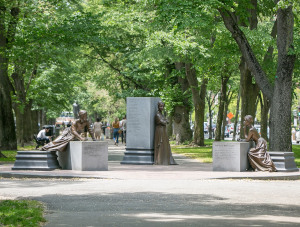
<box><xmin>112</xmin><ymin>117</ymin><xmax>120</xmax><ymax>146</ymax></box>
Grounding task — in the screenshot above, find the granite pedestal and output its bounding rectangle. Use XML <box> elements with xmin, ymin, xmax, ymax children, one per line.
<box><xmin>12</xmin><ymin>150</ymin><xmax>60</xmax><ymax>171</ymax></box>
<box><xmin>58</xmin><ymin>141</ymin><xmax>108</xmax><ymax>171</ymax></box>
<box><xmin>121</xmin><ymin>97</ymin><xmax>161</xmax><ymax>165</ymax></box>
<box><xmin>213</xmin><ymin>142</ymin><xmax>251</xmax><ymax>172</ymax></box>
<box><xmin>269</xmin><ymin>152</ymin><xmax>299</xmax><ymax>172</ymax></box>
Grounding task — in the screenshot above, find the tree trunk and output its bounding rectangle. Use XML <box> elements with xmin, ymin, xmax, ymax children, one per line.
<box><xmin>206</xmin><ymin>91</ymin><xmax>216</xmax><ymax>139</ymax></box>
<box><xmin>215</xmin><ymin>76</ymin><xmax>229</xmax><ymax>141</ymax></box>
<box><xmin>173</xmin><ymin>62</ymin><xmax>193</xmax><ymax>144</ymax></box>
<box><xmin>0</xmin><ymin>5</ymin><xmax>18</xmax><ymax>151</ymax></box>
<box><xmin>185</xmin><ymin>63</ymin><xmax>207</xmax><ymax>146</ymax></box>
<box><xmin>173</xmin><ymin>105</ymin><xmax>192</xmax><ymax>144</ymax></box>
<box><xmin>167</xmin><ymin>115</ymin><xmax>173</xmax><ymax>139</ymax></box>
<box><xmin>259</xmin><ymin>93</ymin><xmax>270</xmax><ymax>141</ymax></box>
<box><xmin>31</xmin><ymin>109</ymin><xmax>39</xmax><ymax>136</ymax></box>
<box><xmin>239</xmin><ymin>57</ymin><xmax>259</xmax><ymax>139</ymax></box>
<box><xmin>218</xmin><ymin>5</ymin><xmax>296</xmax><ymax>151</ymax></box>
<box><xmin>232</xmin><ymin>86</ymin><xmax>241</xmax><ymax>141</ymax></box>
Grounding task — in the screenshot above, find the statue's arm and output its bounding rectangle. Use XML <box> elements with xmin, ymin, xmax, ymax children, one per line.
<box><xmin>71</xmin><ymin>123</ymin><xmax>84</xmax><ymax>141</ymax></box>
<box><xmin>155</xmin><ymin>113</ymin><xmax>167</xmax><ymax>126</ymax></box>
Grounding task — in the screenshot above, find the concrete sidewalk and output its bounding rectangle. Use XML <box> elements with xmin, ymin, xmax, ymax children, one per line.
<box><xmin>0</xmin><ymin>139</ymin><xmax>299</xmax><ymax>180</ymax></box>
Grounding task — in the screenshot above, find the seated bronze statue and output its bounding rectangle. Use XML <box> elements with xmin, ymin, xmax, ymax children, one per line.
<box><xmin>41</xmin><ymin>110</ymin><xmax>96</xmax><ymax>152</ymax></box>
<box><xmin>240</xmin><ymin>115</ymin><xmax>276</xmax><ymax>172</ymax></box>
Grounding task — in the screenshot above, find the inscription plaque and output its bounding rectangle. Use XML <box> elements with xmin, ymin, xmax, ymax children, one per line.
<box><xmin>213</xmin><ymin>142</ymin><xmax>250</xmax><ymax>172</ymax></box>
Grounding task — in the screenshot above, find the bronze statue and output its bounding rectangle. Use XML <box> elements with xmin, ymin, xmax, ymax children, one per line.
<box><xmin>154</xmin><ymin>101</ymin><xmax>177</xmax><ymax>165</ymax></box>
<box><xmin>241</xmin><ymin>115</ymin><xmax>276</xmax><ymax>172</ymax></box>
<box><xmin>41</xmin><ymin>110</ymin><xmax>96</xmax><ymax>152</ymax></box>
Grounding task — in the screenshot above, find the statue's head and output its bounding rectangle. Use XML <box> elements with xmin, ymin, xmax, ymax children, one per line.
<box><xmin>157</xmin><ymin>101</ymin><xmax>165</xmax><ymax>111</ymax></box>
<box><xmin>79</xmin><ymin>110</ymin><xmax>87</xmax><ymax>120</ymax></box>
<box><xmin>244</xmin><ymin>115</ymin><xmax>253</xmax><ymax>124</ymax></box>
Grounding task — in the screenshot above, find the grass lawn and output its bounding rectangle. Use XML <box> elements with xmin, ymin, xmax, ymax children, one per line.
<box><xmin>0</xmin><ymin>145</ymin><xmax>35</xmax><ymax>163</ymax></box>
<box><xmin>0</xmin><ymin>200</ymin><xmax>46</xmax><ymax>226</ymax></box>
<box><xmin>171</xmin><ymin>139</ymin><xmax>300</xmax><ymax>168</ymax></box>
<box><xmin>171</xmin><ymin>139</ymin><xmax>214</xmax><ymax>163</ymax></box>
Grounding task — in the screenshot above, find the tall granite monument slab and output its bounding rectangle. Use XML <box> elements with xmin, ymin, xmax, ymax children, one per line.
<box><xmin>121</xmin><ymin>97</ymin><xmax>161</xmax><ymax>164</ymax></box>
<box><xmin>58</xmin><ymin>141</ymin><xmax>108</xmax><ymax>171</ymax></box>
<box><xmin>213</xmin><ymin>141</ymin><xmax>251</xmax><ymax>172</ymax></box>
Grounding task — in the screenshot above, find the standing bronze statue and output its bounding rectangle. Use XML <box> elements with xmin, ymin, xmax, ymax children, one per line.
<box><xmin>241</xmin><ymin>115</ymin><xmax>276</xmax><ymax>172</ymax></box>
<box><xmin>41</xmin><ymin>110</ymin><xmax>96</xmax><ymax>152</ymax></box>
<box><xmin>154</xmin><ymin>101</ymin><xmax>177</xmax><ymax>165</ymax></box>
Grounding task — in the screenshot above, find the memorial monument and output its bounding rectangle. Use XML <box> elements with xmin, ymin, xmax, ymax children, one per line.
<box><xmin>121</xmin><ymin>97</ymin><xmax>161</xmax><ymax>164</ymax></box>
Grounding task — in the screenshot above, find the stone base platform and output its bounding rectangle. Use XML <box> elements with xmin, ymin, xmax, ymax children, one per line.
<box><xmin>269</xmin><ymin>152</ymin><xmax>299</xmax><ymax>172</ymax></box>
<box><xmin>121</xmin><ymin>148</ymin><xmax>154</xmax><ymax>165</ymax></box>
<box><xmin>12</xmin><ymin>150</ymin><xmax>60</xmax><ymax>171</ymax></box>
<box><xmin>58</xmin><ymin>141</ymin><xmax>108</xmax><ymax>171</ymax></box>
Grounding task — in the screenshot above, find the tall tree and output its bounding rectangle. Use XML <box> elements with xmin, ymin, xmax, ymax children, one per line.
<box><xmin>0</xmin><ymin>2</ymin><xmax>19</xmax><ymax>152</ymax></box>
<box><xmin>218</xmin><ymin>1</ymin><xmax>297</xmax><ymax>151</ymax></box>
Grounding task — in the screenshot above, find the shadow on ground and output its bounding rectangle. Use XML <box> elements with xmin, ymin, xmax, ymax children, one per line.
<box><xmin>19</xmin><ymin>192</ymin><xmax>300</xmax><ymax>227</ymax></box>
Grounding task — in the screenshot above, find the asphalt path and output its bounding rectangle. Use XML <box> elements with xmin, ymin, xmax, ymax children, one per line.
<box><xmin>0</xmin><ymin>178</ymin><xmax>300</xmax><ymax>226</ymax></box>
<box><xmin>0</xmin><ymin>140</ymin><xmax>300</xmax><ymax>226</ymax></box>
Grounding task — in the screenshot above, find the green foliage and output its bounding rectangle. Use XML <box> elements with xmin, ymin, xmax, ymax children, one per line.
<box><xmin>0</xmin><ymin>200</ymin><xmax>46</xmax><ymax>226</ymax></box>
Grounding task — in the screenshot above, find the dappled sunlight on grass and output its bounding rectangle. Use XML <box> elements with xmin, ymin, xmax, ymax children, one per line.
<box><xmin>171</xmin><ymin>140</ymin><xmax>213</xmax><ymax>163</ymax></box>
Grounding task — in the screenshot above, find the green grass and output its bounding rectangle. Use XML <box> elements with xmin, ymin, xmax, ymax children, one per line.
<box><xmin>0</xmin><ymin>200</ymin><xmax>46</xmax><ymax>226</ymax></box>
<box><xmin>171</xmin><ymin>139</ymin><xmax>214</xmax><ymax>163</ymax></box>
<box><xmin>0</xmin><ymin>144</ymin><xmax>35</xmax><ymax>163</ymax></box>
<box><xmin>171</xmin><ymin>139</ymin><xmax>300</xmax><ymax>168</ymax></box>
<box><xmin>293</xmin><ymin>145</ymin><xmax>300</xmax><ymax>167</ymax></box>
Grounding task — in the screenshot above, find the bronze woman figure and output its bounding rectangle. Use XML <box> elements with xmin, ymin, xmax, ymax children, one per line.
<box><xmin>242</xmin><ymin>115</ymin><xmax>276</xmax><ymax>172</ymax></box>
<box><xmin>41</xmin><ymin>110</ymin><xmax>95</xmax><ymax>152</ymax></box>
<box><xmin>154</xmin><ymin>101</ymin><xmax>177</xmax><ymax>165</ymax></box>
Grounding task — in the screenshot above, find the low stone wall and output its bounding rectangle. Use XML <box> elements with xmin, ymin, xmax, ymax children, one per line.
<box><xmin>58</xmin><ymin>141</ymin><xmax>108</xmax><ymax>171</ymax></box>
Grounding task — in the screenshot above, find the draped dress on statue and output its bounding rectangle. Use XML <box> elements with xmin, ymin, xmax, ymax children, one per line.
<box><xmin>41</xmin><ymin>119</ymin><xmax>93</xmax><ymax>152</ymax></box>
<box><xmin>248</xmin><ymin>129</ymin><xmax>276</xmax><ymax>172</ymax></box>
<box><xmin>154</xmin><ymin>111</ymin><xmax>177</xmax><ymax>165</ymax></box>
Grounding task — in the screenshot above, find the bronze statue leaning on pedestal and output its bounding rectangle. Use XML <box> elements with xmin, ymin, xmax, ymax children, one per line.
<box><xmin>41</xmin><ymin>110</ymin><xmax>96</xmax><ymax>152</ymax></box>
<box><xmin>154</xmin><ymin>101</ymin><xmax>177</xmax><ymax>165</ymax></box>
<box><xmin>239</xmin><ymin>115</ymin><xmax>276</xmax><ymax>172</ymax></box>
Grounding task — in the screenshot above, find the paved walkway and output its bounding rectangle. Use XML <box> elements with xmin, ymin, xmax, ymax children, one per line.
<box><xmin>1</xmin><ymin>140</ymin><xmax>300</xmax><ymax>226</ymax></box>
<box><xmin>0</xmin><ymin>139</ymin><xmax>299</xmax><ymax>180</ymax></box>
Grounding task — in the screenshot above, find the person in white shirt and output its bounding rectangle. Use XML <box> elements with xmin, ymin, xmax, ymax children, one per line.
<box><xmin>37</xmin><ymin>128</ymin><xmax>51</xmax><ymax>144</ymax></box>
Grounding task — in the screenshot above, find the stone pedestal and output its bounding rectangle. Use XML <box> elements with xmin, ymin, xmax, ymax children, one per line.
<box><xmin>12</xmin><ymin>150</ymin><xmax>60</xmax><ymax>171</ymax></box>
<box><xmin>121</xmin><ymin>97</ymin><xmax>161</xmax><ymax>165</ymax></box>
<box><xmin>58</xmin><ymin>141</ymin><xmax>108</xmax><ymax>171</ymax></box>
<box><xmin>213</xmin><ymin>142</ymin><xmax>251</xmax><ymax>172</ymax></box>
<box><xmin>269</xmin><ymin>152</ymin><xmax>299</xmax><ymax>172</ymax></box>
